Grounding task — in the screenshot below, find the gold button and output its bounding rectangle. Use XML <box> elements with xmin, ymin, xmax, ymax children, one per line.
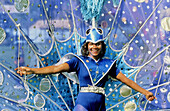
<box><xmin>93</xmin><ymin>78</ymin><xmax>96</xmax><ymax>82</ymax></box>
<box><xmin>96</xmin><ymin>71</ymin><xmax>99</xmax><ymax>74</ymax></box>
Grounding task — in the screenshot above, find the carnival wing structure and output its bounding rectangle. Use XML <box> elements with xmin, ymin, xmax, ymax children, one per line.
<box><xmin>0</xmin><ymin>0</ymin><xmax>170</xmax><ymax>111</ymax></box>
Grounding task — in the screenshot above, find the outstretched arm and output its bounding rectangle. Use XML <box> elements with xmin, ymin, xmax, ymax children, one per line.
<box><xmin>116</xmin><ymin>71</ymin><xmax>156</xmax><ymax>101</ymax></box>
<box><xmin>15</xmin><ymin>63</ymin><xmax>70</xmax><ymax>76</ymax></box>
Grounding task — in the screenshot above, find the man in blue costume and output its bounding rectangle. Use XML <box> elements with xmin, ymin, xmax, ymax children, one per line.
<box><xmin>16</xmin><ymin>27</ymin><xmax>156</xmax><ymax>111</ymax></box>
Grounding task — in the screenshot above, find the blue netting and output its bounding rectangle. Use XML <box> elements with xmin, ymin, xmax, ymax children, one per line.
<box><xmin>0</xmin><ymin>0</ymin><xmax>170</xmax><ymax>110</ymax></box>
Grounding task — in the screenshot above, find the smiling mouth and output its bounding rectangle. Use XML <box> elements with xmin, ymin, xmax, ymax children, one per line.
<box><xmin>91</xmin><ymin>49</ymin><xmax>100</xmax><ymax>53</ymax></box>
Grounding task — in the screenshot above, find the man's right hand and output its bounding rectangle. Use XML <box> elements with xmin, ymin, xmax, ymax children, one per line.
<box><xmin>15</xmin><ymin>67</ymin><xmax>34</xmax><ymax>76</ymax></box>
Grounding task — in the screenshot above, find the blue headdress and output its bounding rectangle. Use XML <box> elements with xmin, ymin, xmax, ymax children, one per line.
<box><xmin>85</xmin><ymin>18</ymin><xmax>104</xmax><ymax>43</ymax></box>
<box><xmin>86</xmin><ymin>27</ymin><xmax>104</xmax><ymax>43</ymax></box>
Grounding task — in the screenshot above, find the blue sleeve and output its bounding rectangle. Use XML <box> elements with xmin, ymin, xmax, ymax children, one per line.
<box><xmin>108</xmin><ymin>61</ymin><xmax>120</xmax><ymax>78</ymax></box>
<box><xmin>66</xmin><ymin>57</ymin><xmax>79</xmax><ymax>72</ymax></box>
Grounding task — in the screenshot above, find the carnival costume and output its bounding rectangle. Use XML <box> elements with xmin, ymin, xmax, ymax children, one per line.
<box><xmin>65</xmin><ymin>27</ymin><xmax>120</xmax><ymax>111</ymax></box>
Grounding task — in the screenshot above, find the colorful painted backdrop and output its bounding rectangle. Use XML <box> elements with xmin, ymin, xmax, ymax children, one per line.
<box><xmin>0</xmin><ymin>0</ymin><xmax>170</xmax><ymax>111</ymax></box>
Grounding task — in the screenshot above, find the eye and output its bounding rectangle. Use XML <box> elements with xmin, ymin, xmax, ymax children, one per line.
<box><xmin>96</xmin><ymin>42</ymin><xmax>101</xmax><ymax>46</ymax></box>
<box><xmin>96</xmin><ymin>43</ymin><xmax>100</xmax><ymax>46</ymax></box>
<box><xmin>86</xmin><ymin>29</ymin><xmax>91</xmax><ymax>35</ymax></box>
<box><xmin>97</xmin><ymin>28</ymin><xmax>103</xmax><ymax>34</ymax></box>
<box><xmin>88</xmin><ymin>42</ymin><xmax>93</xmax><ymax>45</ymax></box>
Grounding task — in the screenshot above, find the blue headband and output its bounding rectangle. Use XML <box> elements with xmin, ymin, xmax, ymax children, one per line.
<box><xmin>85</xmin><ymin>27</ymin><xmax>104</xmax><ymax>43</ymax></box>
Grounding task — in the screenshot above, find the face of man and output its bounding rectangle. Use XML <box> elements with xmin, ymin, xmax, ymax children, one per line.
<box><xmin>88</xmin><ymin>41</ymin><xmax>102</xmax><ymax>60</ymax></box>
